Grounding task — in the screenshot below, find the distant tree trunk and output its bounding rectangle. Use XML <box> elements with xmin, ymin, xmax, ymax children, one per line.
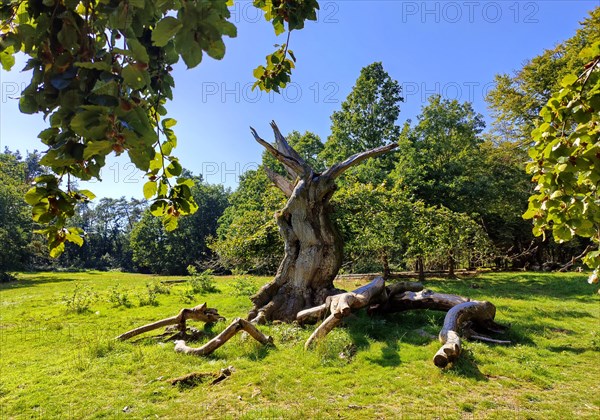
<box><xmin>417</xmin><ymin>256</ymin><xmax>425</xmax><ymax>282</ymax></box>
<box><xmin>248</xmin><ymin>122</ymin><xmax>397</xmax><ymax>322</ymax></box>
<box><xmin>382</xmin><ymin>252</ymin><xmax>391</xmax><ymax>280</ymax></box>
<box><xmin>448</xmin><ymin>251</ymin><xmax>456</xmax><ymax>279</ymax></box>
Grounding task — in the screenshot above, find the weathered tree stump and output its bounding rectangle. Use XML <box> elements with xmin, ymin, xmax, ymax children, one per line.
<box><xmin>248</xmin><ymin>122</ymin><xmax>398</xmax><ymax>322</ymax></box>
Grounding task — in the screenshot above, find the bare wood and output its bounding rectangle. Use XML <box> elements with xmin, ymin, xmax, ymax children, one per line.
<box><xmin>297</xmin><ymin>277</ymin><xmax>387</xmax><ymax>324</ymax></box>
<box><xmin>264</xmin><ymin>166</ymin><xmax>294</xmax><ymax>198</ymax></box>
<box><xmin>370</xmin><ymin>289</ymin><xmax>469</xmax><ymax>315</ymax></box>
<box><xmin>433</xmin><ymin>300</ymin><xmax>497</xmax><ymax>368</ymax></box>
<box><xmin>304</xmin><ymin>314</ymin><xmax>342</xmax><ymax>350</ymax></box>
<box><xmin>296</xmin><ymin>303</ymin><xmax>328</xmax><ymax>324</ymax></box>
<box><xmin>269</xmin><ymin>121</ymin><xmax>310</xmax><ymax>178</ymax></box>
<box><xmin>322</xmin><ymin>143</ymin><xmax>398</xmax><ymax>180</ymax></box>
<box><xmin>174</xmin><ymin>318</ymin><xmax>273</xmax><ymax>356</ymax></box>
<box><xmin>386</xmin><ymin>281</ymin><xmax>424</xmax><ymax>297</ymax></box>
<box><xmin>304</xmin><ymin>277</ymin><xmax>386</xmax><ymax>348</ymax></box>
<box><xmin>250</xmin><ymin>126</ymin><xmax>307</xmax><ymax>178</ymax></box>
<box><xmin>116</xmin><ymin>303</ymin><xmax>224</xmax><ymax>341</ymax></box>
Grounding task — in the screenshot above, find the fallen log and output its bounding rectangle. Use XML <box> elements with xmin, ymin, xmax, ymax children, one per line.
<box><xmin>174</xmin><ymin>318</ymin><xmax>273</xmax><ymax>356</ymax></box>
<box><xmin>369</xmin><ymin>289</ymin><xmax>470</xmax><ymax>314</ymax></box>
<box><xmin>297</xmin><ymin>278</ymin><xmax>421</xmax><ymax>325</ymax></box>
<box><xmin>116</xmin><ymin>303</ymin><xmax>224</xmax><ymax>341</ymax></box>
<box><xmin>433</xmin><ymin>300</ymin><xmax>502</xmax><ymax>368</ymax></box>
<box><xmin>304</xmin><ymin>277</ymin><xmax>387</xmax><ymax>349</ymax></box>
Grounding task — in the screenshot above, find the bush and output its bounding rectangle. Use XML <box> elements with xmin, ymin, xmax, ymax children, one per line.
<box><xmin>0</xmin><ymin>272</ymin><xmax>17</xmax><ymax>283</ymax></box>
<box><xmin>137</xmin><ymin>283</ymin><xmax>160</xmax><ymax>307</ymax></box>
<box><xmin>187</xmin><ymin>266</ymin><xmax>217</xmax><ymax>294</ymax></box>
<box><xmin>231</xmin><ymin>276</ymin><xmax>258</xmax><ymax>297</ymax></box>
<box><xmin>106</xmin><ymin>285</ymin><xmax>132</xmax><ymax>308</ymax></box>
<box><xmin>62</xmin><ymin>283</ymin><xmax>98</xmax><ymax>313</ymax></box>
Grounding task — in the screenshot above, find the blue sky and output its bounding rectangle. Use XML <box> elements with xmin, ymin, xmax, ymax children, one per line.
<box><xmin>0</xmin><ymin>0</ymin><xmax>597</xmax><ymax>198</ymax></box>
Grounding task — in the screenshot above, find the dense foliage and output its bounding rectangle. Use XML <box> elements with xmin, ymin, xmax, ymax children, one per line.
<box><xmin>524</xmin><ymin>41</ymin><xmax>600</xmax><ymax>279</ymax></box>
<box><xmin>0</xmin><ymin>0</ymin><xmax>318</xmax><ymax>256</ymax></box>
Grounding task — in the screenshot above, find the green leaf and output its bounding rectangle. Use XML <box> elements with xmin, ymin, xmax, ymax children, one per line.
<box><xmin>165</xmin><ymin>160</ymin><xmax>182</xmax><ymax>177</ymax></box>
<box><xmin>75</xmin><ymin>61</ymin><xmax>111</xmax><ymax>71</ymax></box>
<box><xmin>122</xmin><ymin>64</ymin><xmax>147</xmax><ymax>90</ymax></box>
<box><xmin>152</xmin><ymin>17</ymin><xmax>183</xmax><ymax>47</ymax></box>
<box><xmin>83</xmin><ymin>141</ymin><xmax>112</xmax><ymax>159</ymax></box>
<box><xmin>560</xmin><ymin>74</ymin><xmax>578</xmax><ymax>88</ymax></box>
<box><xmin>78</xmin><ymin>189</ymin><xmax>96</xmax><ymax>200</ymax></box>
<box><xmin>143</xmin><ymin>180</ymin><xmax>157</xmax><ymax>199</ymax></box>
<box><xmin>163</xmin><ymin>214</ymin><xmax>178</xmax><ymax>231</ymax></box>
<box><xmin>0</xmin><ymin>46</ymin><xmax>16</xmax><ymax>71</ymax></box>
<box><xmin>150</xmin><ymin>200</ymin><xmax>167</xmax><ymax>216</ymax></box>
<box><xmin>127</xmin><ymin>38</ymin><xmax>149</xmax><ymax>63</ymax></box>
<box><xmin>25</xmin><ymin>187</ymin><xmax>47</xmax><ymax>205</ymax></box>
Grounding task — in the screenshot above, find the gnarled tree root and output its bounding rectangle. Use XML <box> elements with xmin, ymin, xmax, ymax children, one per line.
<box><xmin>174</xmin><ymin>318</ymin><xmax>273</xmax><ymax>356</ymax></box>
<box><xmin>116</xmin><ymin>303</ymin><xmax>224</xmax><ymax>341</ymax></box>
<box><xmin>301</xmin><ymin>279</ymin><xmax>510</xmax><ymax>367</ymax></box>
<box><xmin>433</xmin><ymin>301</ymin><xmax>500</xmax><ymax>368</ymax></box>
<box><xmin>304</xmin><ymin>277</ymin><xmax>387</xmax><ymax>349</ymax></box>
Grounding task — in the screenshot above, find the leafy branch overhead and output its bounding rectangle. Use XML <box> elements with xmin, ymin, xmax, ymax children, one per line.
<box><xmin>0</xmin><ymin>0</ymin><xmax>318</xmax><ymax>256</ymax></box>
<box><xmin>524</xmin><ymin>41</ymin><xmax>600</xmax><ymax>279</ymax></box>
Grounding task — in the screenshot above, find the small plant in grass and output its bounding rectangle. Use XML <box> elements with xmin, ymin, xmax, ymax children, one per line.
<box><xmin>231</xmin><ymin>276</ymin><xmax>258</xmax><ymax>297</ymax></box>
<box><xmin>179</xmin><ymin>288</ymin><xmax>195</xmax><ymax>304</ymax></box>
<box><xmin>187</xmin><ymin>266</ymin><xmax>217</xmax><ymax>294</ymax></box>
<box><xmin>138</xmin><ymin>283</ymin><xmax>160</xmax><ymax>307</ymax></box>
<box><xmin>106</xmin><ymin>285</ymin><xmax>132</xmax><ymax>308</ymax></box>
<box><xmin>62</xmin><ymin>283</ymin><xmax>98</xmax><ymax>314</ymax></box>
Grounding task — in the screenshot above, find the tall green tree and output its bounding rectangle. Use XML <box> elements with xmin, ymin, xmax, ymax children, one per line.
<box><xmin>487</xmin><ymin>8</ymin><xmax>600</xmax><ymax>144</ymax></box>
<box><xmin>320</xmin><ymin>62</ymin><xmax>403</xmax><ymax>183</ymax></box>
<box><xmin>0</xmin><ymin>151</ymin><xmax>32</xmax><ymax>277</ymax></box>
<box><xmin>131</xmin><ymin>178</ymin><xmax>229</xmax><ymax>274</ymax></box>
<box><xmin>394</xmin><ymin>95</ymin><xmax>486</xmax><ymax>215</ymax></box>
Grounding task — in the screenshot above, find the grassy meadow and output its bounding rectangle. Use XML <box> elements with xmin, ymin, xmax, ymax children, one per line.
<box><xmin>0</xmin><ymin>271</ymin><xmax>598</xmax><ymax>419</ymax></box>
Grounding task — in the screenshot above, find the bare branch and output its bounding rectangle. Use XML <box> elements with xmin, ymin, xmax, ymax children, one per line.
<box><xmin>265</xmin><ymin>166</ymin><xmax>294</xmax><ymax>198</ymax></box>
<box><xmin>270</xmin><ymin>121</ymin><xmax>309</xmax><ymax>178</ymax></box>
<box><xmin>323</xmin><ymin>143</ymin><xmax>398</xmax><ymax>180</ymax></box>
<box><xmin>250</xmin><ymin>125</ymin><xmax>307</xmax><ymax>178</ymax></box>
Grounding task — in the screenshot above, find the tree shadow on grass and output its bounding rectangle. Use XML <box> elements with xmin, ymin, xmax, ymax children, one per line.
<box><xmin>423</xmin><ymin>272</ymin><xmax>597</xmax><ymax>302</ymax></box>
<box><xmin>0</xmin><ymin>272</ymin><xmax>105</xmax><ymax>291</ymax></box>
<box><xmin>442</xmin><ymin>349</ymin><xmax>488</xmax><ymax>381</ymax></box>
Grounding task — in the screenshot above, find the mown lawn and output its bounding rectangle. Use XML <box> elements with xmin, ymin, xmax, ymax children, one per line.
<box><xmin>0</xmin><ymin>271</ymin><xmax>598</xmax><ymax>419</ymax></box>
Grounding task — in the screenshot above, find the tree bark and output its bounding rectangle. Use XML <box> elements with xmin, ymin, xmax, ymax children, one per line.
<box><xmin>304</xmin><ymin>277</ymin><xmax>387</xmax><ymax>348</ymax></box>
<box><xmin>248</xmin><ymin>122</ymin><xmax>397</xmax><ymax>322</ymax></box>
<box><xmin>174</xmin><ymin>318</ymin><xmax>273</xmax><ymax>356</ymax></box>
<box><xmin>115</xmin><ymin>303</ymin><xmax>224</xmax><ymax>341</ymax></box>
<box><xmin>433</xmin><ymin>300</ymin><xmax>498</xmax><ymax>368</ymax></box>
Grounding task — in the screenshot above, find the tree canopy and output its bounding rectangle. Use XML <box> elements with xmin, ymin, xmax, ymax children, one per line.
<box><xmin>0</xmin><ymin>0</ymin><xmax>318</xmax><ymax>256</ymax></box>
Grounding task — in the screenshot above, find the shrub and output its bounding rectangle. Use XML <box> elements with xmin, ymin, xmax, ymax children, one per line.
<box><xmin>106</xmin><ymin>285</ymin><xmax>132</xmax><ymax>308</ymax></box>
<box><xmin>231</xmin><ymin>276</ymin><xmax>258</xmax><ymax>297</ymax></box>
<box><xmin>62</xmin><ymin>283</ymin><xmax>98</xmax><ymax>313</ymax></box>
<box><xmin>187</xmin><ymin>266</ymin><xmax>217</xmax><ymax>294</ymax></box>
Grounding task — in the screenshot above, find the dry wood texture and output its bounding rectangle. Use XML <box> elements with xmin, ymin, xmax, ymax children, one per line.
<box><xmin>116</xmin><ymin>303</ymin><xmax>224</xmax><ymax>341</ymax></box>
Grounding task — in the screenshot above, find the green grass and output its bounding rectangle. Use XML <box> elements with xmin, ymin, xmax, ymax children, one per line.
<box><xmin>1</xmin><ymin>271</ymin><xmax>599</xmax><ymax>419</ymax></box>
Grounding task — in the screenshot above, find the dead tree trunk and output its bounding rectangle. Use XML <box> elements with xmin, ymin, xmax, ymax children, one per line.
<box><xmin>248</xmin><ymin>122</ymin><xmax>397</xmax><ymax>322</ymax></box>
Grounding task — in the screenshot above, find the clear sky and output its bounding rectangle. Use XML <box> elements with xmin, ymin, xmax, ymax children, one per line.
<box><xmin>0</xmin><ymin>0</ymin><xmax>597</xmax><ymax>198</ymax></box>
